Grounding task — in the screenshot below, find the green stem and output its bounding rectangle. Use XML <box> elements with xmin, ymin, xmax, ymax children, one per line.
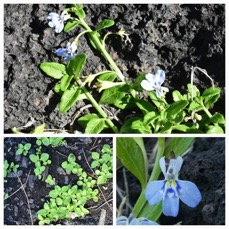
<box><xmin>202</xmin><ymin>102</ymin><xmax>212</xmax><ymax>118</ymax></box>
<box><xmin>132</xmin><ymin>137</ymin><xmax>165</xmax><ymax>218</ymax></box>
<box><xmin>76</xmin><ymin>78</ymin><xmax>119</xmax><ymax>133</ymax></box>
<box><xmin>79</xmin><ymin>18</ymin><xmax>125</xmax><ymax>82</ymax></box>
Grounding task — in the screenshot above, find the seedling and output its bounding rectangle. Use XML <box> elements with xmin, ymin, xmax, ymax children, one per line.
<box><xmin>29</xmin><ymin>153</ymin><xmax>51</xmax><ymax>180</ymax></box>
<box><xmin>4</xmin><ymin>160</ymin><xmax>19</xmax><ymax>182</ymax></box>
<box><xmin>36</xmin><ymin>137</ymin><xmax>65</xmax><ymax>147</ymax></box>
<box><xmin>16</xmin><ymin>143</ymin><xmax>31</xmax><ymax>156</ymax></box>
<box><xmin>45</xmin><ymin>174</ymin><xmax>55</xmax><ymax>186</ymax></box>
<box><xmin>91</xmin><ymin>144</ymin><xmax>113</xmax><ymax>185</ymax></box>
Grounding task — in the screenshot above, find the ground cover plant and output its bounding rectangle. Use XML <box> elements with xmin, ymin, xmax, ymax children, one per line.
<box><xmin>4</xmin><ymin>137</ymin><xmax>113</xmax><ymax>225</ymax></box>
<box><xmin>116</xmin><ymin>137</ymin><xmax>225</xmax><ymax>225</ymax></box>
<box><xmin>4</xmin><ymin>4</ymin><xmax>225</xmax><ymax>133</ymax></box>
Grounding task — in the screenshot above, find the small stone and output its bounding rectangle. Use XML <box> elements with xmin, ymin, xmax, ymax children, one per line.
<box><xmin>21</xmin><ymin>156</ymin><xmax>29</xmax><ymax>168</ymax></box>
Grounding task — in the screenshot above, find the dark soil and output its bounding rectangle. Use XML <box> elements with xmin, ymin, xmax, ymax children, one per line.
<box><xmin>116</xmin><ymin>137</ymin><xmax>225</xmax><ymax>225</ymax></box>
<box><xmin>4</xmin><ymin>4</ymin><xmax>225</xmax><ymax>133</ymax></box>
<box><xmin>4</xmin><ymin>137</ymin><xmax>113</xmax><ymax>225</ymax></box>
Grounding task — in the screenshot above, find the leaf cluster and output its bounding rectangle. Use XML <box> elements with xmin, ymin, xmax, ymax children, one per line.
<box><xmin>16</xmin><ymin>143</ymin><xmax>31</xmax><ymax>156</ymax></box>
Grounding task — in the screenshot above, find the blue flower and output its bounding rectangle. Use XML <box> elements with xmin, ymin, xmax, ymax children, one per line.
<box><xmin>55</xmin><ymin>42</ymin><xmax>77</xmax><ymax>61</ymax></box>
<box><xmin>116</xmin><ymin>214</ymin><xmax>159</xmax><ymax>225</ymax></box>
<box><xmin>141</xmin><ymin>70</ymin><xmax>169</xmax><ymax>98</ymax></box>
<box><xmin>48</xmin><ymin>11</ymin><xmax>70</xmax><ymax>33</ymax></box>
<box><xmin>145</xmin><ymin>156</ymin><xmax>202</xmax><ymax>217</ymax></box>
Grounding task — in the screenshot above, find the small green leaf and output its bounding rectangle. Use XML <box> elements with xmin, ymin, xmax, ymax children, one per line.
<box><xmin>41</xmin><ymin>153</ymin><xmax>49</xmax><ymax>162</ymax></box>
<box><xmin>92</xmin><ymin>152</ymin><xmax>100</xmax><ymax>160</ymax></box>
<box><xmin>78</xmin><ymin>113</ymin><xmax>100</xmax><ymax>128</ymax></box>
<box><xmin>67</xmin><ymin>53</ymin><xmax>87</xmax><ymax>79</ymax></box>
<box><xmin>40</xmin><ymin>62</ymin><xmax>66</xmax><ymax>79</ymax></box>
<box><xmin>64</xmin><ymin>21</ymin><xmax>80</xmax><ymax>32</ymax></box>
<box><xmin>96</xmin><ymin>19</ymin><xmax>115</xmax><ymax>31</ymax></box>
<box><xmin>91</xmin><ymin>161</ymin><xmax>100</xmax><ymax>168</ymax></box>
<box><xmin>121</xmin><ymin>117</ymin><xmax>152</xmax><ymax>134</ymax></box>
<box><xmin>97</xmin><ymin>175</ymin><xmax>107</xmax><ymax>184</ymax></box>
<box><xmin>98</xmin><ymin>72</ymin><xmax>117</xmax><ymax>81</ymax></box>
<box><xmin>102</xmin><ymin>163</ymin><xmax>109</xmax><ymax>173</ymax></box>
<box><xmin>172</xmin><ymin>90</ymin><xmax>184</xmax><ymax>101</ymax></box>
<box><xmin>209</xmin><ymin>113</ymin><xmax>225</xmax><ymax>124</ymax></box>
<box><xmin>166</xmin><ymin>100</ymin><xmax>189</xmax><ymax>118</ymax></box>
<box><xmin>206</xmin><ymin>125</ymin><xmax>224</xmax><ymax>134</ymax></box>
<box><xmin>149</xmin><ymin>91</ymin><xmax>165</xmax><ymax>108</ymax></box>
<box><xmin>136</xmin><ymin>99</ymin><xmax>156</xmax><ymax>115</ymax></box>
<box><xmin>31</xmin><ymin>123</ymin><xmax>45</xmax><ymax>134</ymax></box>
<box><xmin>202</xmin><ymin>87</ymin><xmax>221</xmax><ymax>109</ymax></box>
<box><xmin>16</xmin><ymin>148</ymin><xmax>23</xmax><ymax>155</ymax></box>
<box><xmin>60</xmin><ymin>85</ymin><xmax>82</xmax><ymax>113</ymax></box>
<box><xmin>60</xmin><ymin>74</ymin><xmax>74</xmax><ymax>91</ymax></box>
<box><xmin>85</xmin><ymin>118</ymin><xmax>107</xmax><ymax>134</ymax></box>
<box><xmin>29</xmin><ymin>154</ymin><xmax>39</xmax><ymax>163</ymax></box>
<box><xmin>187</xmin><ymin>84</ymin><xmax>200</xmax><ymax>98</ymax></box>
<box><xmin>49</xmin><ymin>190</ymin><xmax>59</xmax><ymax>198</ymax></box>
<box><xmin>24</xmin><ymin>143</ymin><xmax>31</xmax><ymax>151</ymax></box>
<box><xmin>99</xmin><ymin>84</ymin><xmax>129</xmax><ymax>105</ymax></box>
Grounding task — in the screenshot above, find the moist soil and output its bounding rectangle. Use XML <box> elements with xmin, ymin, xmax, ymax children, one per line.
<box><xmin>4</xmin><ymin>4</ymin><xmax>225</xmax><ymax>133</ymax></box>
<box><xmin>4</xmin><ymin>137</ymin><xmax>113</xmax><ymax>225</ymax></box>
<box><xmin>116</xmin><ymin>137</ymin><xmax>225</xmax><ymax>225</ymax></box>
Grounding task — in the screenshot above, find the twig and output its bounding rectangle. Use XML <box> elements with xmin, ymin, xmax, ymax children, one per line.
<box><xmin>6</xmin><ymin>170</ymin><xmax>30</xmax><ymax>200</ymax></box>
<box><xmin>15</xmin><ymin>170</ymin><xmax>33</xmax><ymax>225</ymax></box>
<box><xmin>98</xmin><ymin>209</ymin><xmax>106</xmax><ymax>225</ymax></box>
<box><xmin>88</xmin><ymin>198</ymin><xmax>113</xmax><ymax>210</ymax></box>
<box><xmin>90</xmin><ymin>138</ymin><xmax>99</xmax><ymax>150</ymax></box>
<box><xmin>70</xmin><ymin>104</ymin><xmax>93</xmax><ymax>125</ymax></box>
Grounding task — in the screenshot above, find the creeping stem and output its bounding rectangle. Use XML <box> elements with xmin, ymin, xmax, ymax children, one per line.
<box><xmin>79</xmin><ymin>18</ymin><xmax>125</xmax><ymax>82</ymax></box>
<box><xmin>75</xmin><ymin>78</ymin><xmax>119</xmax><ymax>133</ymax></box>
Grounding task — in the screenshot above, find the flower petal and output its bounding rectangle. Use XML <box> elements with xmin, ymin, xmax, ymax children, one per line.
<box><xmin>161</xmin><ymin>86</ymin><xmax>169</xmax><ymax>92</ymax></box>
<box><xmin>141</xmin><ymin>80</ymin><xmax>153</xmax><ymax>91</ymax></box>
<box><xmin>145</xmin><ymin>73</ymin><xmax>155</xmax><ymax>84</ymax></box>
<box><xmin>176</xmin><ymin>180</ymin><xmax>202</xmax><ymax>208</ymax></box>
<box><xmin>174</xmin><ymin>156</ymin><xmax>183</xmax><ymax>177</ymax></box>
<box><xmin>155</xmin><ymin>70</ymin><xmax>165</xmax><ymax>86</ymax></box>
<box><xmin>55</xmin><ymin>21</ymin><xmax>64</xmax><ymax>33</ymax></box>
<box><xmin>159</xmin><ymin>157</ymin><xmax>166</xmax><ymax>177</ymax></box>
<box><xmin>145</xmin><ymin>180</ymin><xmax>165</xmax><ymax>206</ymax></box>
<box><xmin>163</xmin><ymin>187</ymin><xmax>179</xmax><ymax>217</ymax></box>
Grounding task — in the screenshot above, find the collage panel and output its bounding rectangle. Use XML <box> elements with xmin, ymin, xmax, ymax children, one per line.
<box><xmin>4</xmin><ymin>4</ymin><xmax>225</xmax><ymax>134</ymax></box>
<box><xmin>116</xmin><ymin>137</ymin><xmax>225</xmax><ymax>225</ymax></box>
<box><xmin>4</xmin><ymin>137</ymin><xmax>113</xmax><ymax>225</ymax></box>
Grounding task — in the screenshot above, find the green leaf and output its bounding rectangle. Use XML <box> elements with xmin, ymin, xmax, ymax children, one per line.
<box><xmin>172</xmin><ymin>90</ymin><xmax>184</xmax><ymax>101</ymax></box>
<box><xmin>116</xmin><ymin>138</ymin><xmax>147</xmax><ymax>188</ymax></box>
<box><xmin>59</xmin><ymin>85</ymin><xmax>82</xmax><ymax>113</ymax></box>
<box><xmin>114</xmin><ymin>95</ymin><xmax>136</xmax><ymax>110</ymax></box>
<box><xmin>75</xmin><ymin>9</ymin><xmax>86</xmax><ymax>19</ymax></box>
<box><xmin>85</xmin><ymin>118</ymin><xmax>107</xmax><ymax>134</ymax></box>
<box><xmin>188</xmin><ymin>101</ymin><xmax>203</xmax><ymax>113</ymax></box>
<box><xmin>24</xmin><ymin>143</ymin><xmax>31</xmax><ymax>151</ymax></box>
<box><xmin>136</xmin><ymin>99</ymin><xmax>156</xmax><ymax>115</ymax></box>
<box><xmin>121</xmin><ymin>117</ymin><xmax>152</xmax><ymax>134</ymax></box>
<box><xmin>149</xmin><ymin>91</ymin><xmax>165</xmax><ymax>108</ymax></box>
<box><xmin>166</xmin><ymin>100</ymin><xmax>189</xmax><ymax>118</ymax></box>
<box><xmin>97</xmin><ymin>175</ymin><xmax>107</xmax><ymax>184</ymax></box>
<box><xmin>92</xmin><ymin>152</ymin><xmax>100</xmax><ymax>160</ymax></box>
<box><xmin>16</xmin><ymin>148</ymin><xmax>23</xmax><ymax>155</ymax></box>
<box><xmin>31</xmin><ymin>123</ymin><xmax>45</xmax><ymax>134</ymax></box>
<box><xmin>202</xmin><ymin>87</ymin><xmax>221</xmax><ymax>109</ymax></box>
<box><xmin>29</xmin><ymin>154</ymin><xmax>39</xmax><ymax>163</ymax></box>
<box><xmin>206</xmin><ymin>125</ymin><xmax>224</xmax><ymax>134</ymax></box>
<box><xmin>96</xmin><ymin>19</ymin><xmax>115</xmax><ymax>31</ymax></box>
<box><xmin>187</xmin><ymin>84</ymin><xmax>200</xmax><ymax>98</ymax></box>
<box><xmin>49</xmin><ymin>190</ymin><xmax>59</xmax><ymax>198</ymax></box>
<box><xmin>102</xmin><ymin>163</ymin><xmax>109</xmax><ymax>173</ymax></box>
<box><xmin>42</xmin><ymin>137</ymin><xmax>50</xmax><ymax>146</ymax></box>
<box><xmin>64</xmin><ymin>20</ymin><xmax>80</xmax><ymax>32</ymax></box>
<box><xmin>99</xmin><ymin>84</ymin><xmax>129</xmax><ymax>105</ymax></box>
<box><xmin>209</xmin><ymin>113</ymin><xmax>225</xmax><ymax>125</ymax></box>
<box><xmin>78</xmin><ymin>113</ymin><xmax>100</xmax><ymax>128</ymax></box>
<box><xmin>40</xmin><ymin>62</ymin><xmax>66</xmax><ymax>79</ymax></box>
<box><xmin>41</xmin><ymin>153</ymin><xmax>49</xmax><ymax>162</ymax></box>
<box><xmin>91</xmin><ymin>161</ymin><xmax>100</xmax><ymax>168</ymax></box>
<box><xmin>98</xmin><ymin>72</ymin><xmax>117</xmax><ymax>81</ymax></box>
<box><xmin>60</xmin><ymin>74</ymin><xmax>74</xmax><ymax>91</ymax></box>
<box><xmin>164</xmin><ymin>137</ymin><xmax>195</xmax><ymax>158</ymax></box>
<box><xmin>67</xmin><ymin>53</ymin><xmax>87</xmax><ymax>79</ymax></box>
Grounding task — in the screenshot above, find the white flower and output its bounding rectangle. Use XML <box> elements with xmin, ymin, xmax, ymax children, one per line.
<box><xmin>141</xmin><ymin>70</ymin><xmax>169</xmax><ymax>98</ymax></box>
